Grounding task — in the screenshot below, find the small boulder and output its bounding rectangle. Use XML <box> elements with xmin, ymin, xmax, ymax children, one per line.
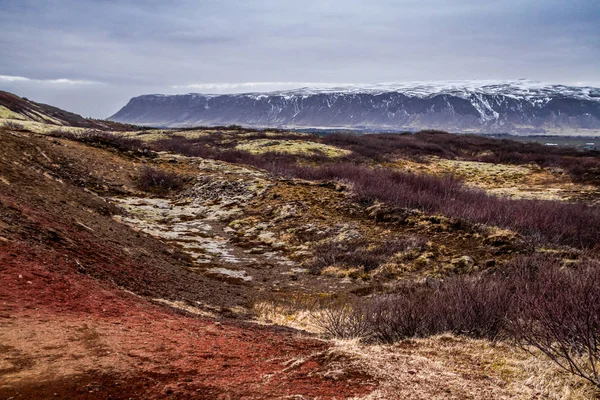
<box><xmin>450</xmin><ymin>256</ymin><xmax>475</xmax><ymax>271</ymax></box>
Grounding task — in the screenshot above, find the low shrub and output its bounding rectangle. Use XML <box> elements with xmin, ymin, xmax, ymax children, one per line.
<box><xmin>147</xmin><ymin>134</ymin><xmax>600</xmax><ymax>250</ymax></box>
<box><xmin>274</xmin><ymin>163</ymin><xmax>599</xmax><ymax>250</ymax></box>
<box><xmin>136</xmin><ymin>166</ymin><xmax>185</xmax><ymax>195</ymax></box>
<box><xmin>506</xmin><ymin>259</ymin><xmax>600</xmax><ymax>386</ymax></box>
<box><xmin>359</xmin><ymin>275</ymin><xmax>513</xmax><ymax>342</ymax></box>
<box><xmin>314</xmin><ymin>302</ymin><xmax>372</xmax><ymax>339</ymax></box>
<box><xmin>307</xmin><ymin>237</ymin><xmax>426</xmax><ymax>274</ymax></box>
<box><xmin>317</xmin><ymin>255</ymin><xmax>600</xmax><ymax>386</ymax></box>
<box><xmin>320</xmin><ymin>131</ymin><xmax>600</xmax><ymax>182</ymax></box>
<box><xmin>51</xmin><ymin>129</ymin><xmax>146</xmax><ymax>153</ymax></box>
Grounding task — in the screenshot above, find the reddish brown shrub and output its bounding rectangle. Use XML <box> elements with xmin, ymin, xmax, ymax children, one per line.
<box><xmin>137</xmin><ymin>166</ymin><xmax>185</xmax><ymax>195</ymax></box>
<box><xmin>138</xmin><ymin>134</ymin><xmax>600</xmax><ymax>249</ymax></box>
<box><xmin>318</xmin><ymin>255</ymin><xmax>600</xmax><ymax>386</ymax></box>
<box><xmin>307</xmin><ymin>236</ymin><xmax>425</xmax><ymax>274</ymax></box>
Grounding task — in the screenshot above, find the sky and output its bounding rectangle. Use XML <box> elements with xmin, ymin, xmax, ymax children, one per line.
<box><xmin>0</xmin><ymin>0</ymin><xmax>599</xmax><ymax>118</ymax></box>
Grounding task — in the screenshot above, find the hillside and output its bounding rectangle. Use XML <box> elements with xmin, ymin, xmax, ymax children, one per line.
<box><xmin>109</xmin><ymin>80</ymin><xmax>600</xmax><ymax>135</ymax></box>
<box><xmin>0</xmin><ymin>90</ymin><xmax>137</xmax><ymax>131</ymax></box>
<box><xmin>2</xmin><ymin>111</ymin><xmax>600</xmax><ymax>397</ymax></box>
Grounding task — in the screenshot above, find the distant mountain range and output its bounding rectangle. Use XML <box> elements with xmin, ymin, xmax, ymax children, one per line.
<box><xmin>110</xmin><ymin>80</ymin><xmax>600</xmax><ymax>135</ymax></box>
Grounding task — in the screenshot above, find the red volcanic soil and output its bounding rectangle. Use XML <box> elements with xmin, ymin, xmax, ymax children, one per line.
<box><xmin>0</xmin><ymin>131</ymin><xmax>375</xmax><ymax>399</ymax></box>
<box><xmin>0</xmin><ymin>242</ymin><xmax>374</xmax><ymax>399</ymax></box>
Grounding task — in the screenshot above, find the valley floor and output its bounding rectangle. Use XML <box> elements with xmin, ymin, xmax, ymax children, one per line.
<box><xmin>0</xmin><ymin>128</ymin><xmax>597</xmax><ymax>399</ymax></box>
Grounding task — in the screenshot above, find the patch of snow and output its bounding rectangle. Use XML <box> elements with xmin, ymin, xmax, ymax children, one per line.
<box><xmin>183</xmin><ymin>79</ymin><xmax>600</xmax><ymax>105</ymax></box>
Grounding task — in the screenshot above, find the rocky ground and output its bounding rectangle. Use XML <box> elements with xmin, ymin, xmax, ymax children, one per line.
<box><xmin>1</xmin><ymin>127</ymin><xmax>598</xmax><ymax>399</ymax></box>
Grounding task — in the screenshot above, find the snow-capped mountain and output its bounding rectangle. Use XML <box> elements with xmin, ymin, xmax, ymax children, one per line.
<box><xmin>110</xmin><ymin>80</ymin><xmax>600</xmax><ymax>134</ymax></box>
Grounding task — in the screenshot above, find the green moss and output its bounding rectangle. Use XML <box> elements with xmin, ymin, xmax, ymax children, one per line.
<box><xmin>236</xmin><ymin>139</ymin><xmax>351</xmax><ymax>158</ymax></box>
<box><xmin>0</xmin><ymin>106</ymin><xmax>25</xmax><ymax>120</ymax></box>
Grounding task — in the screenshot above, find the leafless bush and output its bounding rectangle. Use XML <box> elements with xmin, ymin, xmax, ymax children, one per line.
<box><xmin>314</xmin><ymin>302</ymin><xmax>372</xmax><ymax>339</ymax></box>
<box><xmin>284</xmin><ymin>164</ymin><xmax>599</xmax><ymax>250</ymax></box>
<box><xmin>366</xmin><ymin>288</ymin><xmax>435</xmax><ymax>342</ymax></box>
<box><xmin>320</xmin><ymin>131</ymin><xmax>600</xmax><ymax>183</ymax></box>
<box><xmin>316</xmin><ymin>255</ymin><xmax>600</xmax><ymax>385</ymax></box>
<box><xmin>148</xmin><ymin>134</ymin><xmax>600</xmax><ymax>250</ymax></box>
<box><xmin>51</xmin><ymin>129</ymin><xmax>146</xmax><ymax>153</ymax></box>
<box><xmin>136</xmin><ymin>166</ymin><xmax>185</xmax><ymax>195</ymax></box>
<box><xmin>507</xmin><ymin>259</ymin><xmax>600</xmax><ymax>386</ymax></box>
<box><xmin>436</xmin><ymin>276</ymin><xmax>514</xmax><ymax>340</ymax></box>
<box><xmin>307</xmin><ymin>236</ymin><xmax>426</xmax><ymax>274</ymax></box>
<box><xmin>358</xmin><ymin>276</ymin><xmax>513</xmax><ymax>343</ymax></box>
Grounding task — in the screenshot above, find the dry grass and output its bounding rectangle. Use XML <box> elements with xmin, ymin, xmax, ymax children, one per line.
<box><xmin>334</xmin><ymin>335</ymin><xmax>598</xmax><ymax>399</ymax></box>
<box><xmin>238</xmin><ymin>130</ymin><xmax>310</xmax><ymax>138</ymax></box>
<box><xmin>254</xmin><ymin>294</ymin><xmax>599</xmax><ymax>399</ymax></box>
<box><xmin>235</xmin><ymin>139</ymin><xmax>351</xmax><ymax>157</ymax></box>
<box><xmin>0</xmin><ymin>107</ymin><xmax>25</xmax><ymax>120</ymax></box>
<box><xmin>0</xmin><ymin>118</ymin><xmax>87</xmax><ymax>134</ymax></box>
<box><xmin>394</xmin><ymin>157</ymin><xmax>596</xmax><ymax>202</ymax></box>
<box><xmin>253</xmin><ymin>300</ymin><xmax>323</xmax><ymax>333</ymax></box>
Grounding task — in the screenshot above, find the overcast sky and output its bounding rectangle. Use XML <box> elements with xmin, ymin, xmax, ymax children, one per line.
<box><xmin>1</xmin><ymin>0</ymin><xmax>599</xmax><ymax>118</ymax></box>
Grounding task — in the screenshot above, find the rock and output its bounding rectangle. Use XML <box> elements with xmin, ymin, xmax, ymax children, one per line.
<box><xmin>483</xmin><ymin>228</ymin><xmax>522</xmax><ymax>254</ymax></box>
<box><xmin>323</xmin><ymin>369</ymin><xmax>345</xmax><ymax>380</ymax></box>
<box><xmin>415</xmin><ymin>252</ymin><xmax>435</xmax><ymax>267</ymax></box>
<box><xmin>366</xmin><ymin>203</ymin><xmax>419</xmax><ymax>223</ymax></box>
<box><xmin>451</xmin><ymin>256</ymin><xmax>475</xmax><ymax>270</ymax></box>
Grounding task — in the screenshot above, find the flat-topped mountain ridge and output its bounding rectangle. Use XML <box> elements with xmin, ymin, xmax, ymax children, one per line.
<box><xmin>110</xmin><ymin>80</ymin><xmax>600</xmax><ymax>134</ymax></box>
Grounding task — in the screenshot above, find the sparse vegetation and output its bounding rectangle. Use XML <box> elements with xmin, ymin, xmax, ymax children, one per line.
<box><xmin>307</xmin><ymin>236</ymin><xmax>427</xmax><ymax>274</ymax></box>
<box><xmin>136</xmin><ymin>166</ymin><xmax>185</xmax><ymax>195</ymax></box>
<box><xmin>316</xmin><ymin>255</ymin><xmax>600</xmax><ymax>387</ymax></box>
<box><xmin>50</xmin><ymin>129</ymin><xmax>147</xmax><ymax>153</ymax></box>
<box><xmin>262</xmin><ymin>162</ymin><xmax>600</xmax><ymax>250</ymax></box>
<box><xmin>52</xmin><ymin>129</ymin><xmax>600</xmax><ymax>249</ymax></box>
<box><xmin>24</xmin><ymin>122</ymin><xmax>600</xmax><ymax>394</ymax></box>
<box><xmin>3</xmin><ymin>120</ymin><xmax>25</xmax><ymax>131</ymax></box>
<box><xmin>321</xmin><ymin>131</ymin><xmax>600</xmax><ymax>183</ymax></box>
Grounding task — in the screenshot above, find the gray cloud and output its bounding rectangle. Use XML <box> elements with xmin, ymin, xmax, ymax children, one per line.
<box><xmin>0</xmin><ymin>0</ymin><xmax>598</xmax><ymax>117</ymax></box>
<box><xmin>0</xmin><ymin>75</ymin><xmax>101</xmax><ymax>85</ymax></box>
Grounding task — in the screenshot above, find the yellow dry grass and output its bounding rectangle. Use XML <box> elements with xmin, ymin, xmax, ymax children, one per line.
<box><xmin>394</xmin><ymin>156</ymin><xmax>596</xmax><ymax>202</ymax></box>
<box><xmin>238</xmin><ymin>130</ymin><xmax>310</xmax><ymax>138</ymax></box>
<box><xmin>0</xmin><ymin>118</ymin><xmax>86</xmax><ymax>134</ymax></box>
<box><xmin>119</xmin><ymin>130</ymin><xmax>172</xmax><ymax>141</ymax></box>
<box><xmin>253</xmin><ymin>300</ymin><xmax>323</xmax><ymax>333</ymax></box>
<box><xmin>236</xmin><ymin>139</ymin><xmax>351</xmax><ymax>157</ymax></box>
<box><xmin>253</xmin><ymin>300</ymin><xmax>597</xmax><ymax>399</ymax></box>
<box><xmin>339</xmin><ymin>336</ymin><xmax>597</xmax><ymax>399</ymax></box>
<box><xmin>0</xmin><ymin>107</ymin><xmax>25</xmax><ymax>120</ymax></box>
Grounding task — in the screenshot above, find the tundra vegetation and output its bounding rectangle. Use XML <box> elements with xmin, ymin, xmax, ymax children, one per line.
<box><xmin>4</xmin><ymin>117</ymin><xmax>600</xmax><ymax>397</ymax></box>
<box><xmin>48</xmin><ymin>127</ymin><xmax>600</xmax><ymax>379</ymax></box>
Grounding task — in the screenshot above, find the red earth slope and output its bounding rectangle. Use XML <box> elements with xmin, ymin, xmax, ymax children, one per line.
<box><xmin>0</xmin><ymin>130</ymin><xmax>375</xmax><ymax>399</ymax></box>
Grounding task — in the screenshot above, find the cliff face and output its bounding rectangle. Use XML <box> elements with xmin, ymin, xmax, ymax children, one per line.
<box><xmin>110</xmin><ymin>81</ymin><xmax>600</xmax><ymax>134</ymax></box>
